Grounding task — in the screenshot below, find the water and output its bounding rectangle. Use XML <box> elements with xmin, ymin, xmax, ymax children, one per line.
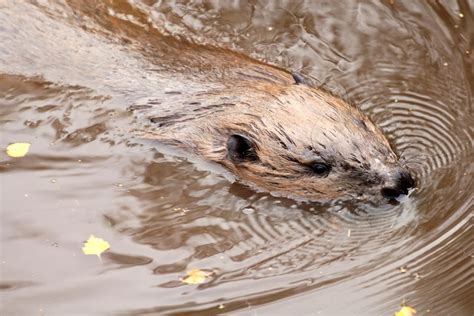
<box><xmin>0</xmin><ymin>1</ymin><xmax>472</xmax><ymax>315</ymax></box>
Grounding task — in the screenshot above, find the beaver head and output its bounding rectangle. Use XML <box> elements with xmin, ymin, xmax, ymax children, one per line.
<box><xmin>138</xmin><ymin>74</ymin><xmax>415</xmax><ymax>202</ymax></box>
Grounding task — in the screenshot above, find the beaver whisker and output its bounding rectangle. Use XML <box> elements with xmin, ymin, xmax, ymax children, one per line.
<box><xmin>399</xmin><ymin>151</ymin><xmax>449</xmax><ymax>163</ymax></box>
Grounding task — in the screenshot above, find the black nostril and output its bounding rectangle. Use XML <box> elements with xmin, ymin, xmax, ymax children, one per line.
<box><xmin>399</xmin><ymin>170</ymin><xmax>415</xmax><ymax>190</ymax></box>
<box><xmin>381</xmin><ymin>168</ymin><xmax>415</xmax><ymax>199</ymax></box>
<box><xmin>397</xmin><ymin>169</ymin><xmax>415</xmax><ymax>195</ymax></box>
<box><xmin>381</xmin><ymin>187</ymin><xmax>402</xmax><ymax>199</ymax></box>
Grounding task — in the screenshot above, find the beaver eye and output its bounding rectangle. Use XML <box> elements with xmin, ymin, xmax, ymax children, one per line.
<box><xmin>311</xmin><ymin>163</ymin><xmax>330</xmax><ymax>176</ymax></box>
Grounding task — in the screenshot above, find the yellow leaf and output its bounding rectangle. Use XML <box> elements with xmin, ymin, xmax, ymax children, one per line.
<box><xmin>180</xmin><ymin>269</ymin><xmax>211</xmax><ymax>285</ymax></box>
<box><xmin>82</xmin><ymin>235</ymin><xmax>110</xmax><ymax>257</ymax></box>
<box><xmin>395</xmin><ymin>306</ymin><xmax>416</xmax><ymax>316</ymax></box>
<box><xmin>6</xmin><ymin>142</ymin><xmax>31</xmax><ymax>157</ymax></box>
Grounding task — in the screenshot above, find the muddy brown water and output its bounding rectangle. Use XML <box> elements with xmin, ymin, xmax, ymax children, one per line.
<box><xmin>0</xmin><ymin>1</ymin><xmax>472</xmax><ymax>315</ymax></box>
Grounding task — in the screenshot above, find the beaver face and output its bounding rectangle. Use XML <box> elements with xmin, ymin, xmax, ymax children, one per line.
<box><xmin>139</xmin><ymin>77</ymin><xmax>415</xmax><ymax>202</ymax></box>
<box><xmin>218</xmin><ymin>84</ymin><xmax>415</xmax><ymax>202</ymax></box>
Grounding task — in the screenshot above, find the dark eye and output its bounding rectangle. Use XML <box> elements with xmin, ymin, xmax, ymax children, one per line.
<box><xmin>311</xmin><ymin>163</ymin><xmax>331</xmax><ymax>176</ymax></box>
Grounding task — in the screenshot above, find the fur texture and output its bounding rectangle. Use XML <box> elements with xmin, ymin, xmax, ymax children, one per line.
<box><xmin>133</xmin><ymin>68</ymin><xmax>404</xmax><ymax>201</ymax></box>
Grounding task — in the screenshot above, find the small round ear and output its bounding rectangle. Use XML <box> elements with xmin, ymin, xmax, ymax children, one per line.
<box><xmin>227</xmin><ymin>134</ymin><xmax>258</xmax><ymax>163</ymax></box>
<box><xmin>291</xmin><ymin>72</ymin><xmax>306</xmax><ymax>85</ymax></box>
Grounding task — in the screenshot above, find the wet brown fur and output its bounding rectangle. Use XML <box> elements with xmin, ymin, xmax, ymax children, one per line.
<box><xmin>134</xmin><ymin>64</ymin><xmax>400</xmax><ymax>201</ymax></box>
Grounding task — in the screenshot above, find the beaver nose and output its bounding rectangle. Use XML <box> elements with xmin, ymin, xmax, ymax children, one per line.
<box><xmin>381</xmin><ymin>168</ymin><xmax>415</xmax><ymax>199</ymax></box>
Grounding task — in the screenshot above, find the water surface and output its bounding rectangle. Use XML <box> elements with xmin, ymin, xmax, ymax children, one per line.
<box><xmin>0</xmin><ymin>1</ymin><xmax>472</xmax><ymax>315</ymax></box>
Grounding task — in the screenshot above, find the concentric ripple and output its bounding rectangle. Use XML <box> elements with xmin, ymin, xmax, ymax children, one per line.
<box><xmin>0</xmin><ymin>1</ymin><xmax>472</xmax><ymax>315</ymax></box>
<box><xmin>344</xmin><ymin>62</ymin><xmax>471</xmax><ymax>176</ymax></box>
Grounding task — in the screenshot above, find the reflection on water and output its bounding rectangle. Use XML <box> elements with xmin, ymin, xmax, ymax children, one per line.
<box><xmin>0</xmin><ymin>1</ymin><xmax>472</xmax><ymax>315</ymax></box>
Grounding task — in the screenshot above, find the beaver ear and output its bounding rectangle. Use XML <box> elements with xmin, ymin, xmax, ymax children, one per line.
<box><xmin>291</xmin><ymin>72</ymin><xmax>306</xmax><ymax>85</ymax></box>
<box><xmin>227</xmin><ymin>134</ymin><xmax>258</xmax><ymax>163</ymax></box>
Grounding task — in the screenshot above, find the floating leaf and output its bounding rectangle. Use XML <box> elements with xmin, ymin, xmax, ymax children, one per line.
<box><xmin>180</xmin><ymin>269</ymin><xmax>212</xmax><ymax>285</ymax></box>
<box><xmin>395</xmin><ymin>306</ymin><xmax>416</xmax><ymax>316</ymax></box>
<box><xmin>6</xmin><ymin>142</ymin><xmax>31</xmax><ymax>157</ymax></box>
<box><xmin>82</xmin><ymin>235</ymin><xmax>110</xmax><ymax>258</ymax></box>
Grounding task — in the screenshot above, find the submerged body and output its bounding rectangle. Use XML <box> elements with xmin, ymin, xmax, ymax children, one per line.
<box><xmin>1</xmin><ymin>1</ymin><xmax>414</xmax><ymax>202</ymax></box>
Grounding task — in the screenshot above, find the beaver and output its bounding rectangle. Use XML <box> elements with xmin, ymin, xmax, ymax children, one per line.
<box><xmin>132</xmin><ymin>62</ymin><xmax>415</xmax><ymax>202</ymax></box>
<box><xmin>0</xmin><ymin>1</ymin><xmax>415</xmax><ymax>202</ymax></box>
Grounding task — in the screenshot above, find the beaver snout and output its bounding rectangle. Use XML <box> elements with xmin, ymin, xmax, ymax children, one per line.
<box><xmin>381</xmin><ymin>168</ymin><xmax>415</xmax><ymax>199</ymax></box>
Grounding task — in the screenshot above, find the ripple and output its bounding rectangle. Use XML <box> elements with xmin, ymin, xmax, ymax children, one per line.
<box><xmin>1</xmin><ymin>1</ymin><xmax>472</xmax><ymax>315</ymax></box>
<box><xmin>341</xmin><ymin>62</ymin><xmax>470</xmax><ymax>187</ymax></box>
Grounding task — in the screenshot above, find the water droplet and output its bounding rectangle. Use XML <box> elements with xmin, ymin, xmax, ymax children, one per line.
<box><xmin>241</xmin><ymin>207</ymin><xmax>255</xmax><ymax>214</ymax></box>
